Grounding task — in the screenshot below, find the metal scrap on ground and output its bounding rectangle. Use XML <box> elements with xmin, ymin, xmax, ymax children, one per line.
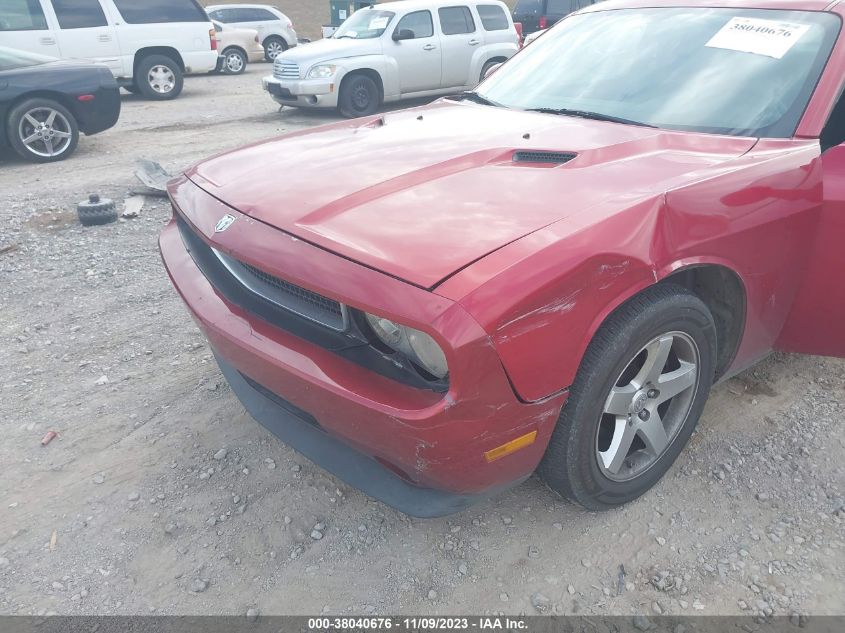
<box><xmin>134</xmin><ymin>159</ymin><xmax>173</xmax><ymax>196</ymax></box>
<box><xmin>122</xmin><ymin>196</ymin><xmax>145</xmax><ymax>219</ymax></box>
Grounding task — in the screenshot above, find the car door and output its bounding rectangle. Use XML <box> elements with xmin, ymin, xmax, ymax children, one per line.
<box><xmin>240</xmin><ymin>8</ymin><xmax>277</xmax><ymax>42</ymax></box>
<box><xmin>46</xmin><ymin>0</ymin><xmax>121</xmax><ymax>74</ymax></box>
<box><xmin>390</xmin><ymin>10</ymin><xmax>441</xmax><ymax>94</ymax></box>
<box><xmin>777</xmin><ymin>143</ymin><xmax>845</xmax><ymax>358</ymax></box>
<box><xmin>437</xmin><ymin>5</ymin><xmax>479</xmax><ymax>88</ymax></box>
<box><xmin>0</xmin><ymin>0</ymin><xmax>60</xmax><ymax>57</ymax></box>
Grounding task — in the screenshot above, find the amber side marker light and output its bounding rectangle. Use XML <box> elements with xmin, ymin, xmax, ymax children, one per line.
<box><xmin>484</xmin><ymin>431</ymin><xmax>538</xmax><ymax>463</ymax></box>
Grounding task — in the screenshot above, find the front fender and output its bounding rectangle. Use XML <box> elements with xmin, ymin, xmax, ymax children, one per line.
<box><xmin>332</xmin><ymin>56</ymin><xmax>390</xmax><ymax>92</ymax></box>
<box><xmin>440</xmin><ymin>197</ymin><xmax>663</xmax><ymax>402</ymax></box>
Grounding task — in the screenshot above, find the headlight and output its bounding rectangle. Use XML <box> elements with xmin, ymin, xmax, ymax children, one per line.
<box><xmin>308</xmin><ymin>64</ymin><xmax>337</xmax><ymax>79</ymax></box>
<box><xmin>365</xmin><ymin>313</ymin><xmax>449</xmax><ymax>379</ymax></box>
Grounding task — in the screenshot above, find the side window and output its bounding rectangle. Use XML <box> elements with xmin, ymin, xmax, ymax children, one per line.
<box><xmin>821</xmin><ymin>90</ymin><xmax>845</xmax><ymax>152</ymax></box>
<box><xmin>208</xmin><ymin>10</ymin><xmax>225</xmax><ymax>21</ymax></box>
<box><xmin>228</xmin><ymin>8</ymin><xmax>251</xmax><ymax>22</ymax></box>
<box><xmin>438</xmin><ymin>6</ymin><xmax>475</xmax><ymax>35</ymax></box>
<box><xmin>112</xmin><ymin>0</ymin><xmax>208</xmax><ymax>24</ymax></box>
<box><xmin>477</xmin><ymin>4</ymin><xmax>509</xmax><ymax>31</ymax></box>
<box><xmin>0</xmin><ymin>0</ymin><xmax>49</xmax><ymax>31</ymax></box>
<box><xmin>50</xmin><ymin>0</ymin><xmax>107</xmax><ymax>29</ymax></box>
<box><xmin>252</xmin><ymin>8</ymin><xmax>279</xmax><ymax>22</ymax></box>
<box><xmin>395</xmin><ymin>10</ymin><xmax>433</xmax><ymax>39</ymax></box>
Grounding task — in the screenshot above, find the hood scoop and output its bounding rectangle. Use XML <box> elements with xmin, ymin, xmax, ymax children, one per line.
<box><xmin>513</xmin><ymin>151</ymin><xmax>577</xmax><ymax>165</ymax></box>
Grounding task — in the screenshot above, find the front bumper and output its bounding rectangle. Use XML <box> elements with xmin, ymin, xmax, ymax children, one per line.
<box><xmin>215</xmin><ymin>353</ymin><xmax>514</xmax><ymax>517</ymax></box>
<box><xmin>160</xmin><ymin>176</ymin><xmax>567</xmax><ymax>515</ymax></box>
<box><xmin>262</xmin><ymin>75</ymin><xmax>339</xmax><ymax>108</ymax></box>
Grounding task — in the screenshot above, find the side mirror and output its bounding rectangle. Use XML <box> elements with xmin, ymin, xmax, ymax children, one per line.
<box><xmin>392</xmin><ymin>29</ymin><xmax>415</xmax><ymax>41</ymax></box>
<box><xmin>483</xmin><ymin>63</ymin><xmax>502</xmax><ymax>79</ymax></box>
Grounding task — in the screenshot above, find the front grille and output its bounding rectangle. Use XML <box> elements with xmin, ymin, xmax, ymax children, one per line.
<box><xmin>175</xmin><ymin>213</ymin><xmax>448</xmax><ymax>392</ymax></box>
<box><xmin>273</xmin><ymin>59</ymin><xmax>300</xmax><ymax>80</ymax></box>
<box><xmin>213</xmin><ymin>248</ymin><xmax>348</xmax><ymax>331</ymax></box>
<box><xmin>513</xmin><ymin>151</ymin><xmax>576</xmax><ymax>165</ymax></box>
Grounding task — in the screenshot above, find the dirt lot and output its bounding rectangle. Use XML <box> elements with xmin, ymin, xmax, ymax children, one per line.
<box><xmin>1</xmin><ymin>55</ymin><xmax>844</xmax><ymax>621</ymax></box>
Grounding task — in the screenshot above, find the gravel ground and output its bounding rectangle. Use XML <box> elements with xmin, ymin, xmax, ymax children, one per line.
<box><xmin>1</xmin><ymin>66</ymin><xmax>844</xmax><ymax>619</ymax></box>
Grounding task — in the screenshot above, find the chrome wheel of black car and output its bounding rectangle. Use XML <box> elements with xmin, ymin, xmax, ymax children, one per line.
<box><xmin>18</xmin><ymin>106</ymin><xmax>73</xmax><ymax>158</ymax></box>
<box><xmin>596</xmin><ymin>331</ymin><xmax>699</xmax><ymax>482</ymax></box>
<box><xmin>7</xmin><ymin>98</ymin><xmax>79</xmax><ymax>163</ymax></box>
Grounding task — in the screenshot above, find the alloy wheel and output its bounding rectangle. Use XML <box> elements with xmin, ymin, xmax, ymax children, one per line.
<box><xmin>225</xmin><ymin>52</ymin><xmax>245</xmax><ymax>73</ymax></box>
<box><xmin>596</xmin><ymin>331</ymin><xmax>700</xmax><ymax>482</ymax></box>
<box><xmin>266</xmin><ymin>41</ymin><xmax>284</xmax><ymax>60</ymax></box>
<box><xmin>148</xmin><ymin>65</ymin><xmax>176</xmax><ymax>94</ymax></box>
<box><xmin>17</xmin><ymin>107</ymin><xmax>73</xmax><ymax>159</ymax></box>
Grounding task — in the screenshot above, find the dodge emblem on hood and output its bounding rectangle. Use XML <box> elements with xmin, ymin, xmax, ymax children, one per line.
<box><xmin>215</xmin><ymin>214</ymin><xmax>236</xmax><ymax>233</ymax></box>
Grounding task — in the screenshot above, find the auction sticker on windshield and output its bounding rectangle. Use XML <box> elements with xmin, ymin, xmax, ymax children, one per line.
<box><xmin>706</xmin><ymin>17</ymin><xmax>810</xmax><ymax>59</ymax></box>
<box><xmin>370</xmin><ymin>16</ymin><xmax>389</xmax><ymax>29</ymax></box>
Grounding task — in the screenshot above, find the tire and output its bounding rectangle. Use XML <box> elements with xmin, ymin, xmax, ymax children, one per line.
<box><xmin>6</xmin><ymin>98</ymin><xmax>79</xmax><ymax>163</ymax></box>
<box><xmin>221</xmin><ymin>47</ymin><xmax>247</xmax><ymax>75</ymax></box>
<box><xmin>480</xmin><ymin>60</ymin><xmax>499</xmax><ymax>83</ymax></box>
<box><xmin>77</xmin><ymin>195</ymin><xmax>117</xmax><ymax>227</ymax></box>
<box><xmin>135</xmin><ymin>54</ymin><xmax>184</xmax><ymax>100</ymax></box>
<box><xmin>124</xmin><ymin>83</ymin><xmax>141</xmax><ymax>94</ymax></box>
<box><xmin>338</xmin><ymin>74</ymin><xmax>381</xmax><ymax>119</ymax></box>
<box><xmin>263</xmin><ymin>36</ymin><xmax>287</xmax><ymax>62</ymax></box>
<box><xmin>537</xmin><ymin>284</ymin><xmax>717</xmax><ymax>510</ymax></box>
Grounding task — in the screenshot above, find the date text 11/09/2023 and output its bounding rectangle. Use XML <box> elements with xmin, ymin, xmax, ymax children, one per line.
<box><xmin>307</xmin><ymin>617</ymin><xmax>528</xmax><ymax>631</ymax></box>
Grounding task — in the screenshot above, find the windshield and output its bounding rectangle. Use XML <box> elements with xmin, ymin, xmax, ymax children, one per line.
<box><xmin>477</xmin><ymin>8</ymin><xmax>840</xmax><ymax>137</ymax></box>
<box><xmin>0</xmin><ymin>46</ymin><xmax>56</xmax><ymax>72</ymax></box>
<box><xmin>334</xmin><ymin>9</ymin><xmax>395</xmax><ymax>39</ymax></box>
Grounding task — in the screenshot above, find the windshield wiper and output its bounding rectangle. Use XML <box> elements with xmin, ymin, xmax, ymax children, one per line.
<box><xmin>527</xmin><ymin>107</ymin><xmax>656</xmax><ymax>128</ymax></box>
<box><xmin>451</xmin><ymin>91</ymin><xmax>502</xmax><ymax>107</ymax></box>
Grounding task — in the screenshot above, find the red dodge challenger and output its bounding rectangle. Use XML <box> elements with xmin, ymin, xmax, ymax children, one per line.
<box><xmin>161</xmin><ymin>0</ymin><xmax>845</xmax><ymax>517</ymax></box>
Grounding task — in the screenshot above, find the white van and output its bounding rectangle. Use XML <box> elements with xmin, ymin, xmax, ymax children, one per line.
<box><xmin>0</xmin><ymin>0</ymin><xmax>219</xmax><ymax>99</ymax></box>
<box><xmin>263</xmin><ymin>0</ymin><xmax>519</xmax><ymax>118</ymax></box>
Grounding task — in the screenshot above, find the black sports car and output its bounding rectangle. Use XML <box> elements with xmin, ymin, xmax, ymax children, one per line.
<box><xmin>0</xmin><ymin>47</ymin><xmax>120</xmax><ymax>163</ymax></box>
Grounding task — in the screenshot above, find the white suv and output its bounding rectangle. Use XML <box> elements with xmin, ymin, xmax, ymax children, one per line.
<box><xmin>0</xmin><ymin>0</ymin><xmax>219</xmax><ymax>100</ymax></box>
<box><xmin>262</xmin><ymin>0</ymin><xmax>519</xmax><ymax>118</ymax></box>
<box><xmin>206</xmin><ymin>4</ymin><xmax>297</xmax><ymax>62</ymax></box>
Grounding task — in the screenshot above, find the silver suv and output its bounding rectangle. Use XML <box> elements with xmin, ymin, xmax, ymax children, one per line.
<box><xmin>206</xmin><ymin>4</ymin><xmax>297</xmax><ymax>61</ymax></box>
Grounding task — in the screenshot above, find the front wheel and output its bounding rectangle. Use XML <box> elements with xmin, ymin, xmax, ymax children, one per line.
<box><xmin>338</xmin><ymin>74</ymin><xmax>380</xmax><ymax>118</ymax></box>
<box><xmin>221</xmin><ymin>48</ymin><xmax>247</xmax><ymax>75</ymax></box>
<box><xmin>538</xmin><ymin>284</ymin><xmax>717</xmax><ymax>510</ymax></box>
<box><xmin>136</xmin><ymin>54</ymin><xmax>184</xmax><ymax>100</ymax></box>
<box><xmin>7</xmin><ymin>98</ymin><xmax>79</xmax><ymax>163</ymax></box>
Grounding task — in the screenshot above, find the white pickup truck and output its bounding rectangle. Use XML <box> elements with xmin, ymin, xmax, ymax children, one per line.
<box><xmin>0</xmin><ymin>0</ymin><xmax>219</xmax><ymax>100</ymax></box>
<box><xmin>262</xmin><ymin>0</ymin><xmax>519</xmax><ymax>117</ymax></box>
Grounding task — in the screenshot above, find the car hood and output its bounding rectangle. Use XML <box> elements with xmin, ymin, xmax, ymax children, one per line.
<box><xmin>277</xmin><ymin>37</ymin><xmax>380</xmax><ymax>66</ymax></box>
<box><xmin>186</xmin><ymin>101</ymin><xmax>757</xmax><ymax>289</ymax></box>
